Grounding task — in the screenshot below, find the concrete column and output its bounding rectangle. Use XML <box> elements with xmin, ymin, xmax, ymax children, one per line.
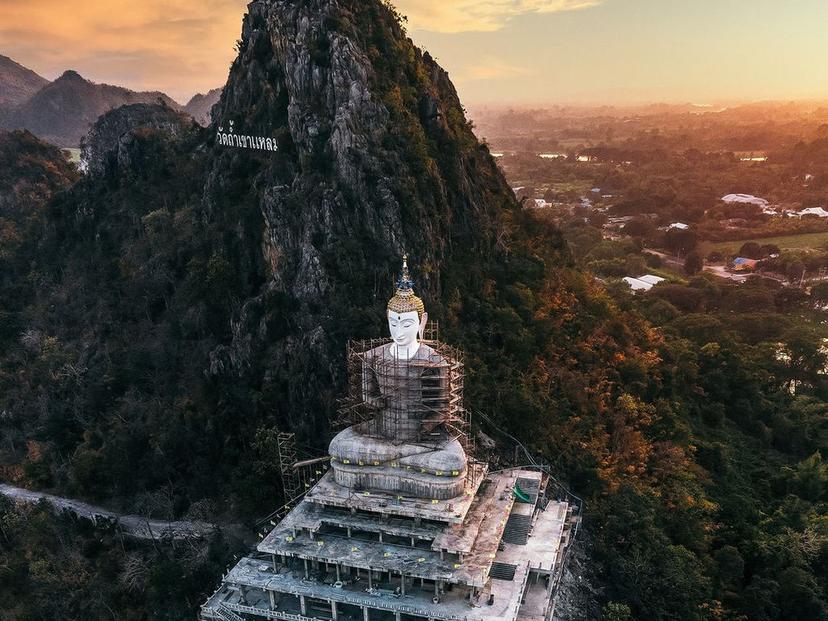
<box><xmin>395</xmin><ymin>613</ymin><xmax>401</xmax><ymax>621</ymax></box>
<box><xmin>434</xmin><ymin>581</ymin><xmax>439</xmax><ymax>596</ymax></box>
<box><xmin>363</xmin><ymin>606</ymin><xmax>370</xmax><ymax>621</ymax></box>
<box><xmin>368</xmin><ymin>570</ymin><xmax>373</xmax><ymax>589</ymax></box>
<box><xmin>378</xmin><ymin>532</ymin><xmax>383</xmax><ymax>543</ymax></box>
<box><xmin>347</xmin><ymin>527</ymin><xmax>352</xmax><ymax>537</ymax></box>
<box><xmin>304</xmin><ymin>558</ymin><xmax>309</xmax><ymax>579</ymax></box>
<box><xmin>439</xmin><ymin>549</ymin><xmax>444</xmax><ymax>560</ymax></box>
<box><xmin>336</xmin><ymin>564</ymin><xmax>341</xmax><ymax>581</ymax></box>
<box><xmin>401</xmin><ymin>574</ymin><xmax>406</xmax><ymax>596</ymax></box>
<box><xmin>269</xmin><ymin>590</ymin><xmax>276</xmax><ymax>610</ymax></box>
<box><xmin>331</xmin><ymin>601</ymin><xmax>338</xmax><ymax>621</ymax></box>
<box><xmin>300</xmin><ymin>595</ymin><xmax>307</xmax><ymax>616</ymax></box>
<box><xmin>410</xmin><ymin>536</ymin><xmax>415</xmax><ymax>547</ymax></box>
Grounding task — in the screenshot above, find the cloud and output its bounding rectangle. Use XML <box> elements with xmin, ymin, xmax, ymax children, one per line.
<box><xmin>393</xmin><ymin>0</ymin><xmax>603</xmax><ymax>33</ymax></box>
<box><xmin>0</xmin><ymin>0</ymin><xmax>245</xmax><ymax>102</ymax></box>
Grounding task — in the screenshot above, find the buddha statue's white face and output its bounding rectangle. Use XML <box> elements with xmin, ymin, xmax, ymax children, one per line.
<box><xmin>388</xmin><ymin>309</ymin><xmax>427</xmax><ymax>358</ymax></box>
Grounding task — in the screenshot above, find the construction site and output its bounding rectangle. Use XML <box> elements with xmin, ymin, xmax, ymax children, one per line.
<box><xmin>201</xmin><ymin>266</ymin><xmax>581</xmax><ymax>621</ymax></box>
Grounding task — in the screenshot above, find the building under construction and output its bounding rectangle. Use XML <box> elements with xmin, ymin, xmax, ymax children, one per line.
<box><xmin>201</xmin><ymin>266</ymin><xmax>579</xmax><ymax>621</ymax></box>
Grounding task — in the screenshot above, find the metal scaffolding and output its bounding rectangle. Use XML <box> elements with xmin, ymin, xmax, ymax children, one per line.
<box><xmin>335</xmin><ymin>322</ymin><xmax>471</xmax><ymax>453</ymax></box>
<box><xmin>276</xmin><ymin>432</ymin><xmax>300</xmax><ymax>502</ymax></box>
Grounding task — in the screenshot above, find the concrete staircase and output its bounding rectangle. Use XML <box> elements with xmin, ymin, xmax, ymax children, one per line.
<box><xmin>502</xmin><ymin>513</ymin><xmax>532</xmax><ymax>545</ymax></box>
<box><xmin>490</xmin><ymin>562</ymin><xmax>518</xmax><ymax>581</ymax></box>
<box><xmin>515</xmin><ymin>477</ymin><xmax>541</xmax><ymax>503</ymax></box>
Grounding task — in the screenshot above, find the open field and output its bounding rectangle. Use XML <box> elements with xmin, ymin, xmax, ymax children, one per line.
<box><xmin>711</xmin><ymin>231</ymin><xmax>828</xmax><ymax>254</ymax></box>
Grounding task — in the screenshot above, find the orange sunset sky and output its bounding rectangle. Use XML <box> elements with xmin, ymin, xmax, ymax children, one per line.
<box><xmin>1</xmin><ymin>0</ymin><xmax>827</xmax><ymax>105</ymax></box>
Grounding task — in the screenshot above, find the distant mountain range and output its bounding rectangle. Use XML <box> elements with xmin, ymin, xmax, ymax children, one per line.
<box><xmin>183</xmin><ymin>88</ymin><xmax>222</xmax><ymax>126</ymax></box>
<box><xmin>0</xmin><ymin>55</ymin><xmax>48</xmax><ymax>108</ymax></box>
<box><xmin>0</xmin><ymin>55</ymin><xmax>221</xmax><ymax>147</ymax></box>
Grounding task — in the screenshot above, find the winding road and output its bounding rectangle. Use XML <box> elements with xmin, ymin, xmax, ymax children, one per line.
<box><xmin>0</xmin><ymin>483</ymin><xmax>217</xmax><ymax>540</ymax></box>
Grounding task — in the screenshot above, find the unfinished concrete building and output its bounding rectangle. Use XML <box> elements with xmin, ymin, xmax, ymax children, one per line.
<box><xmin>201</xmin><ymin>261</ymin><xmax>578</xmax><ymax>621</ymax></box>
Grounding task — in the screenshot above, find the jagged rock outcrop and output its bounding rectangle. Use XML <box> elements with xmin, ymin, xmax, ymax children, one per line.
<box><xmin>80</xmin><ymin>103</ymin><xmax>197</xmax><ymax>175</ymax></box>
<box><xmin>3</xmin><ymin>70</ymin><xmax>180</xmax><ymax>147</ymax></box>
<box><xmin>185</xmin><ymin>88</ymin><xmax>222</xmax><ymax>126</ymax></box>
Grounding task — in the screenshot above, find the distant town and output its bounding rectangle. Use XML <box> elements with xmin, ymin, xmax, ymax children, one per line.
<box><xmin>473</xmin><ymin>101</ymin><xmax>828</xmax><ymax>293</ymax></box>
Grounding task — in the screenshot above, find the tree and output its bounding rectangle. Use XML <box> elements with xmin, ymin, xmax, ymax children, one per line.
<box><xmin>810</xmin><ymin>281</ymin><xmax>828</xmax><ymax>305</ymax></box>
<box><xmin>739</xmin><ymin>241</ymin><xmax>764</xmax><ymax>259</ymax></box>
<box><xmin>602</xmin><ymin>602</ymin><xmax>632</xmax><ymax>621</ymax></box>
<box><xmin>623</xmin><ymin>218</ymin><xmax>656</xmax><ymax>239</ymax></box>
<box><xmin>787</xmin><ymin>261</ymin><xmax>806</xmax><ymax>284</ymax></box>
<box><xmin>774</xmin><ymin>287</ymin><xmax>809</xmax><ymax>312</ymax></box>
<box><xmin>664</xmin><ymin>228</ymin><xmax>699</xmax><ymax>256</ymax></box>
<box><xmin>684</xmin><ymin>251</ymin><xmax>704</xmax><ymax>275</ymax></box>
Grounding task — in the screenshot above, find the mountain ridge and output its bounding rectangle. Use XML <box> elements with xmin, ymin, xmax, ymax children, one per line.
<box><xmin>0</xmin><ymin>54</ymin><xmax>48</xmax><ymax>109</ymax></box>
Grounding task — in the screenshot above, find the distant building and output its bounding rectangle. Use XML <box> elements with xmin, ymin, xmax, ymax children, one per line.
<box><xmin>794</xmin><ymin>207</ymin><xmax>828</xmax><ymax>218</ymax></box>
<box><xmin>622</xmin><ymin>274</ymin><xmax>666</xmax><ymax>292</ymax></box>
<box><xmin>721</xmin><ymin>193</ymin><xmax>769</xmax><ymax>208</ymax></box>
<box><xmin>637</xmin><ymin>274</ymin><xmax>666</xmax><ymax>286</ymax></box>
<box><xmin>732</xmin><ymin>257</ymin><xmax>759</xmax><ymax>272</ymax></box>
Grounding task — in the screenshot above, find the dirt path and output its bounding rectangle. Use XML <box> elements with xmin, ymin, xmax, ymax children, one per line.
<box><xmin>0</xmin><ymin>483</ymin><xmax>216</xmax><ymax>540</ymax></box>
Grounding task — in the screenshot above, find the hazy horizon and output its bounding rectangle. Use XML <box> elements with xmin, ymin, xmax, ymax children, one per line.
<box><xmin>2</xmin><ymin>0</ymin><xmax>827</xmax><ymax>106</ymax></box>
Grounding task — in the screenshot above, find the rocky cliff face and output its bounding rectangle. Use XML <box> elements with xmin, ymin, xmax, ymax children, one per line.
<box><xmin>80</xmin><ymin>103</ymin><xmax>197</xmax><ymax>175</ymax></box>
<box><xmin>203</xmin><ymin>0</ymin><xmax>515</xmax><ymax>430</ymax></box>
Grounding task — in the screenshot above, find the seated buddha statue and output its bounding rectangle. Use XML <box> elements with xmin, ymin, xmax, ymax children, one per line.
<box><xmin>328</xmin><ymin>257</ymin><xmax>468</xmax><ymax>500</ymax></box>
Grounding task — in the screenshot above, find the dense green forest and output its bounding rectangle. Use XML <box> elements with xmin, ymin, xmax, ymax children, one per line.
<box><xmin>1</xmin><ymin>1</ymin><xmax>828</xmax><ymax>620</ymax></box>
<box><xmin>2</xmin><ymin>127</ymin><xmax>828</xmax><ymax>619</ymax></box>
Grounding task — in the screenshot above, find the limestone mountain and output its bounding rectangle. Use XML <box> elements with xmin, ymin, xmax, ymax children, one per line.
<box><xmin>184</xmin><ymin>87</ymin><xmax>222</xmax><ymax>126</ymax></box>
<box><xmin>2</xmin><ymin>69</ymin><xmax>180</xmax><ymax>146</ymax></box>
<box><xmin>0</xmin><ymin>0</ymin><xmax>541</xmax><ymax>511</ymax></box>
<box><xmin>0</xmin><ymin>55</ymin><xmax>48</xmax><ymax>109</ymax></box>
